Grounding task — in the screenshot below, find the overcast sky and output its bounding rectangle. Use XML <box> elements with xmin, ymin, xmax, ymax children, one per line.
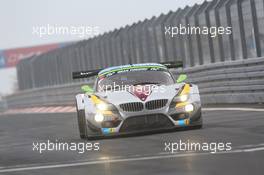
<box><xmin>0</xmin><ymin>0</ymin><xmax>203</xmax><ymax>50</ymax></box>
<box><xmin>0</xmin><ymin>0</ymin><xmax>203</xmax><ymax>96</ymax></box>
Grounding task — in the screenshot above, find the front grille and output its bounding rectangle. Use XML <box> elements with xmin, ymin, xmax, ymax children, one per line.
<box><xmin>119</xmin><ymin>114</ymin><xmax>174</xmax><ymax>132</ymax></box>
<box><xmin>120</xmin><ymin>102</ymin><xmax>144</xmax><ymax>112</ymax></box>
<box><xmin>145</xmin><ymin>99</ymin><xmax>168</xmax><ymax>110</ymax></box>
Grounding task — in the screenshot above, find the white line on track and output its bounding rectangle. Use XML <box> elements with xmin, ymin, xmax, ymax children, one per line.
<box><xmin>1</xmin><ymin>107</ymin><xmax>264</xmax><ymax>115</ymax></box>
<box><xmin>0</xmin><ymin>145</ymin><xmax>264</xmax><ymax>173</ymax></box>
<box><xmin>203</xmin><ymin>107</ymin><xmax>264</xmax><ymax>112</ymax></box>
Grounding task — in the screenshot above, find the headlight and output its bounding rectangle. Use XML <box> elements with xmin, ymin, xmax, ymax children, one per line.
<box><xmin>96</xmin><ymin>102</ymin><xmax>115</xmax><ymax>111</ymax></box>
<box><xmin>172</xmin><ymin>94</ymin><xmax>189</xmax><ymax>102</ymax></box>
<box><xmin>94</xmin><ymin>113</ymin><xmax>104</xmax><ymax>122</ymax></box>
<box><xmin>185</xmin><ymin>104</ymin><xmax>194</xmax><ymax>112</ymax></box>
<box><xmin>179</xmin><ymin>94</ymin><xmax>188</xmax><ymax>102</ymax></box>
<box><xmin>169</xmin><ymin>94</ymin><xmax>189</xmax><ymax>109</ymax></box>
<box><xmin>96</xmin><ymin>103</ymin><xmax>108</xmax><ymax>111</ymax></box>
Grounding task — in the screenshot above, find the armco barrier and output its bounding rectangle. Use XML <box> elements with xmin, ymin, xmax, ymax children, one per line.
<box><xmin>5</xmin><ymin>81</ymin><xmax>92</xmax><ymax>108</ymax></box>
<box><xmin>173</xmin><ymin>57</ymin><xmax>264</xmax><ymax>104</ymax></box>
<box><xmin>16</xmin><ymin>0</ymin><xmax>264</xmax><ymax>90</ymax></box>
<box><xmin>6</xmin><ymin>0</ymin><xmax>264</xmax><ymax>108</ymax></box>
<box><xmin>5</xmin><ymin>57</ymin><xmax>264</xmax><ymax>108</ymax></box>
<box><xmin>0</xmin><ymin>100</ymin><xmax>7</xmax><ymax>112</ymax></box>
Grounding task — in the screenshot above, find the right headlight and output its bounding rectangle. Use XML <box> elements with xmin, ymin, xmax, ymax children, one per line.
<box><xmin>172</xmin><ymin>94</ymin><xmax>189</xmax><ymax>103</ymax></box>
<box><xmin>184</xmin><ymin>104</ymin><xmax>194</xmax><ymax>112</ymax></box>
<box><xmin>94</xmin><ymin>101</ymin><xmax>120</xmax><ymax>122</ymax></box>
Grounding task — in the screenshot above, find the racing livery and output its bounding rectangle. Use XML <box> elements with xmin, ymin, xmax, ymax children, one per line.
<box><xmin>73</xmin><ymin>62</ymin><xmax>202</xmax><ymax>139</ymax></box>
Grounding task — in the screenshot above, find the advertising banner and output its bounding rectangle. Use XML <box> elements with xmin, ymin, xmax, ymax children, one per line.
<box><xmin>0</xmin><ymin>50</ymin><xmax>5</xmax><ymax>68</ymax></box>
<box><xmin>3</xmin><ymin>44</ymin><xmax>60</xmax><ymax>68</ymax></box>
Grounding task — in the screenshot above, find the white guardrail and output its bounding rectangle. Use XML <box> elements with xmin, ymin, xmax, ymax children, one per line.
<box><xmin>4</xmin><ymin>57</ymin><xmax>264</xmax><ymax>108</ymax></box>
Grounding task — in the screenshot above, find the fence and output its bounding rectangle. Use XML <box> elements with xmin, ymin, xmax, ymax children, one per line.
<box><xmin>0</xmin><ymin>100</ymin><xmax>7</xmax><ymax>112</ymax></box>
<box><xmin>5</xmin><ymin>0</ymin><xmax>264</xmax><ymax>107</ymax></box>
<box><xmin>6</xmin><ymin>57</ymin><xmax>264</xmax><ymax>108</ymax></box>
<box><xmin>16</xmin><ymin>0</ymin><xmax>264</xmax><ymax>90</ymax></box>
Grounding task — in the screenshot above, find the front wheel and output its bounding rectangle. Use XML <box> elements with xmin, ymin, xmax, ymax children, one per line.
<box><xmin>193</xmin><ymin>115</ymin><xmax>203</xmax><ymax>129</ymax></box>
<box><xmin>76</xmin><ymin>109</ymin><xmax>87</xmax><ymax>139</ymax></box>
<box><xmin>194</xmin><ymin>124</ymin><xmax>203</xmax><ymax>129</ymax></box>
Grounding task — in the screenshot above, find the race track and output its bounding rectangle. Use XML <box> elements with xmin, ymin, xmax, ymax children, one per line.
<box><xmin>0</xmin><ymin>108</ymin><xmax>264</xmax><ymax>175</ymax></box>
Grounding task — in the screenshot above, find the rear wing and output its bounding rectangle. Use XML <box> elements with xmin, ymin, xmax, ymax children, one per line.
<box><xmin>160</xmin><ymin>61</ymin><xmax>183</xmax><ymax>69</ymax></box>
<box><xmin>72</xmin><ymin>61</ymin><xmax>183</xmax><ymax>79</ymax></box>
<box><xmin>72</xmin><ymin>69</ymin><xmax>102</xmax><ymax>79</ymax></box>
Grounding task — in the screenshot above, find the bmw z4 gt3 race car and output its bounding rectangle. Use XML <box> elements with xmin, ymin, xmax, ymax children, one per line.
<box><xmin>73</xmin><ymin>62</ymin><xmax>202</xmax><ymax>139</ymax></box>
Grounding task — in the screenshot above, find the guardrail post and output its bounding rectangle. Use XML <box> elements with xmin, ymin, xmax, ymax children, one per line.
<box><xmin>175</xmin><ymin>7</ymin><xmax>191</xmax><ymax>67</ymax></box>
<box><xmin>163</xmin><ymin>9</ymin><xmax>182</xmax><ymax>61</ymax></box>
<box><xmin>120</xmin><ymin>26</ymin><xmax>131</xmax><ymax>64</ymax></box>
<box><xmin>225</xmin><ymin>0</ymin><xmax>236</xmax><ymax>60</ymax></box>
<box><xmin>194</xmin><ymin>2</ymin><xmax>209</xmax><ymax>65</ymax></box>
<box><xmin>185</xmin><ymin>4</ymin><xmax>199</xmax><ymax>67</ymax></box>
<box><xmin>249</xmin><ymin>0</ymin><xmax>261</xmax><ymax>57</ymax></box>
<box><xmin>199</xmin><ymin>0</ymin><xmax>216</xmax><ymax>64</ymax></box>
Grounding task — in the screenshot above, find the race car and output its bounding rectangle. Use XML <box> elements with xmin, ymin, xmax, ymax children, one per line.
<box><xmin>73</xmin><ymin>62</ymin><xmax>202</xmax><ymax>139</ymax></box>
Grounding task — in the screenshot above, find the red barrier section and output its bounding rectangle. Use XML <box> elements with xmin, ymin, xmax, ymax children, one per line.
<box><xmin>2</xmin><ymin>43</ymin><xmax>60</xmax><ymax>68</ymax></box>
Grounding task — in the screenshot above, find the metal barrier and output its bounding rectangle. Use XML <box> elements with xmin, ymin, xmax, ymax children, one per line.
<box><xmin>0</xmin><ymin>100</ymin><xmax>7</xmax><ymax>112</ymax></box>
<box><xmin>15</xmin><ymin>0</ymin><xmax>264</xmax><ymax>90</ymax></box>
<box><xmin>6</xmin><ymin>57</ymin><xmax>264</xmax><ymax>108</ymax></box>
<box><xmin>173</xmin><ymin>57</ymin><xmax>264</xmax><ymax>103</ymax></box>
<box><xmin>5</xmin><ymin>0</ymin><xmax>264</xmax><ymax>108</ymax></box>
<box><xmin>6</xmin><ymin>81</ymin><xmax>92</xmax><ymax>108</ymax></box>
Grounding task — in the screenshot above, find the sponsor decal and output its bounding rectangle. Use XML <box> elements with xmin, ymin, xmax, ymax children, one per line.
<box><xmin>0</xmin><ymin>51</ymin><xmax>5</xmax><ymax>68</ymax></box>
<box><xmin>177</xmin><ymin>119</ymin><xmax>190</xmax><ymax>126</ymax></box>
<box><xmin>129</xmin><ymin>85</ymin><xmax>152</xmax><ymax>101</ymax></box>
<box><xmin>0</xmin><ymin>42</ymin><xmax>71</xmax><ymax>69</ymax></box>
<box><xmin>102</xmin><ymin>128</ymin><xmax>116</xmax><ymax>134</ymax></box>
<box><xmin>98</xmin><ymin>64</ymin><xmax>167</xmax><ymax>78</ymax></box>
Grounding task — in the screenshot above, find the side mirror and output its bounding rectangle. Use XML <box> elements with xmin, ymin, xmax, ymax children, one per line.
<box><xmin>176</xmin><ymin>74</ymin><xmax>187</xmax><ymax>83</ymax></box>
<box><xmin>81</xmin><ymin>85</ymin><xmax>94</xmax><ymax>94</ymax></box>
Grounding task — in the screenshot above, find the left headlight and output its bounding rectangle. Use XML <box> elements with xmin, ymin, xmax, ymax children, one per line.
<box><xmin>96</xmin><ymin>101</ymin><xmax>116</xmax><ymax>111</ymax></box>
<box><xmin>94</xmin><ymin>113</ymin><xmax>104</xmax><ymax>122</ymax></box>
<box><xmin>96</xmin><ymin>103</ymin><xmax>108</xmax><ymax>110</ymax></box>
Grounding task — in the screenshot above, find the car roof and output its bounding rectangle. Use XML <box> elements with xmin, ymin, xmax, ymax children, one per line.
<box><xmin>98</xmin><ymin>63</ymin><xmax>167</xmax><ymax>77</ymax></box>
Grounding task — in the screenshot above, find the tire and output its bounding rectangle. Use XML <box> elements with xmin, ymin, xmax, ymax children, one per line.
<box><xmin>198</xmin><ymin>115</ymin><xmax>203</xmax><ymax>129</ymax></box>
<box><xmin>195</xmin><ymin>124</ymin><xmax>203</xmax><ymax>129</ymax></box>
<box><xmin>193</xmin><ymin>115</ymin><xmax>203</xmax><ymax>129</ymax></box>
<box><xmin>76</xmin><ymin>109</ymin><xmax>87</xmax><ymax>139</ymax></box>
<box><xmin>75</xmin><ymin>103</ymin><xmax>101</xmax><ymax>140</ymax></box>
<box><xmin>75</xmin><ymin>100</ymin><xmax>88</xmax><ymax>139</ymax></box>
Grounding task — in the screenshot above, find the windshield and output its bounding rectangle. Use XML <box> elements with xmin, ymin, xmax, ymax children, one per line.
<box><xmin>96</xmin><ymin>70</ymin><xmax>174</xmax><ymax>92</ymax></box>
